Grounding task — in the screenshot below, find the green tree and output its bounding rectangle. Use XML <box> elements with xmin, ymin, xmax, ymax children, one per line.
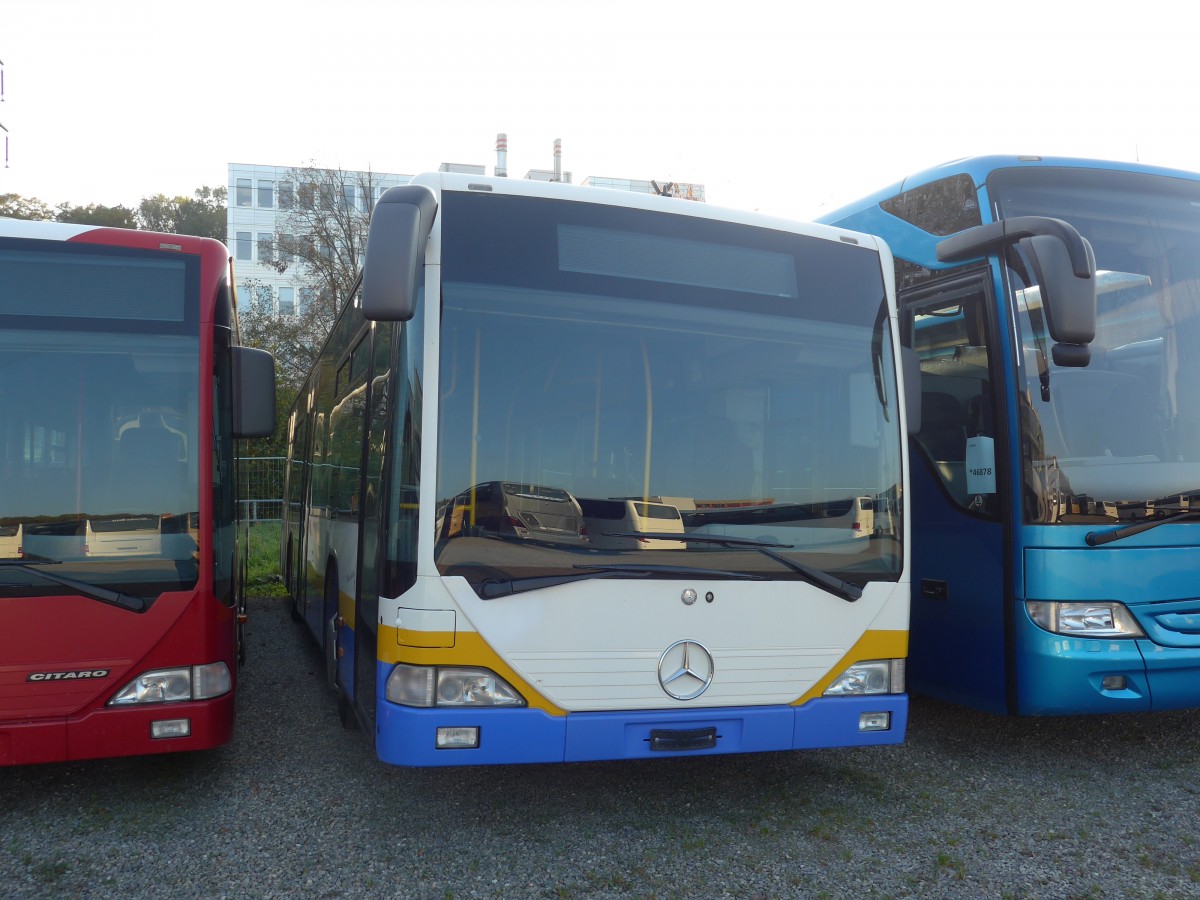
<box><xmin>138</xmin><ymin>186</ymin><xmax>227</xmax><ymax>241</ymax></box>
<box><xmin>0</xmin><ymin>192</ymin><xmax>55</xmax><ymax>220</ymax></box>
<box><xmin>236</xmin><ymin>278</ymin><xmax>312</xmax><ymax>458</ymax></box>
<box><xmin>55</xmin><ymin>202</ymin><xmax>138</xmax><ymax>229</ymax></box>
<box><xmin>270</xmin><ymin>165</ymin><xmax>384</xmax><ymax>346</ymax></box>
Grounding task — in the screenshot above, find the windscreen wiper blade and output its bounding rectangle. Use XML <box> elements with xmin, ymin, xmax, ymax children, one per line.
<box><xmin>480</xmin><ymin>568</ymin><xmax>649</xmax><ymax>598</ymax></box>
<box><xmin>0</xmin><ymin>559</ymin><xmax>146</xmax><ymax>612</ymax></box>
<box><xmin>604</xmin><ymin>532</ymin><xmax>792</xmax><ymax>549</ymax></box>
<box><xmin>575</xmin><ymin>563</ymin><xmax>767</xmax><ymax>580</ymax></box>
<box><xmin>1085</xmin><ymin>510</ymin><xmax>1200</xmax><ymax>547</ymax></box>
<box><xmin>604</xmin><ymin>532</ymin><xmax>863</xmax><ymax>602</ymax></box>
<box><xmin>479</xmin><ymin>563</ymin><xmax>766</xmax><ymax>599</ymax></box>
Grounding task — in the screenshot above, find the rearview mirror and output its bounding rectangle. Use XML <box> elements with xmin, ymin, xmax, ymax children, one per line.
<box><xmin>937</xmin><ymin>216</ymin><xmax>1096</xmax><ymax>367</ymax></box>
<box><xmin>1018</xmin><ymin>233</ymin><xmax>1096</xmax><ymax>366</ymax></box>
<box><xmin>361</xmin><ymin>185</ymin><xmax>438</xmax><ymax>322</ymax></box>
<box><xmin>232</xmin><ymin>346</ymin><xmax>276</xmax><ymax>438</ymax></box>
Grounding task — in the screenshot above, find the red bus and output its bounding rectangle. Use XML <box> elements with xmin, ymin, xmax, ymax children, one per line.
<box><xmin>0</xmin><ymin>218</ymin><xmax>274</xmax><ymax>765</ymax></box>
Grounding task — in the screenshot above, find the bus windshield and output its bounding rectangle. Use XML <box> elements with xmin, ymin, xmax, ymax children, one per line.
<box><xmin>433</xmin><ymin>193</ymin><xmax>902</xmax><ymax>591</ymax></box>
<box><xmin>990</xmin><ymin>166</ymin><xmax>1200</xmax><ymax>522</ymax></box>
<box><xmin>0</xmin><ymin>257</ymin><xmax>201</xmax><ymax>599</ymax></box>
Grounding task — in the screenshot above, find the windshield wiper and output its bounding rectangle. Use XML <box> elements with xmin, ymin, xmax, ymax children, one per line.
<box><xmin>603</xmin><ymin>532</ymin><xmax>863</xmax><ymax>602</ymax></box>
<box><xmin>0</xmin><ymin>558</ymin><xmax>146</xmax><ymax>612</ymax></box>
<box><xmin>480</xmin><ymin>564</ymin><xmax>764</xmax><ymax>599</ymax></box>
<box><xmin>1085</xmin><ymin>510</ymin><xmax>1200</xmax><ymax>547</ymax></box>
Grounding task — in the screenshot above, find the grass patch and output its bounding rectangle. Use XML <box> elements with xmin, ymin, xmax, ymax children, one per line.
<box><xmin>245</xmin><ymin>522</ymin><xmax>288</xmax><ymax>597</ymax></box>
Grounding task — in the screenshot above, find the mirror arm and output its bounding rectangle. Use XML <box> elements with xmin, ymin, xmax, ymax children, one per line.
<box><xmin>936</xmin><ymin>216</ymin><xmax>1092</xmax><ymax>279</ymax></box>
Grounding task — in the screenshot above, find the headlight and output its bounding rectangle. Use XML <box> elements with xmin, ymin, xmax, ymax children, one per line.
<box><xmin>385</xmin><ymin>664</ymin><xmax>525</xmax><ymax>707</ymax></box>
<box><xmin>823</xmin><ymin>659</ymin><xmax>905</xmax><ymax>696</ymax></box>
<box><xmin>108</xmin><ymin>662</ymin><xmax>231</xmax><ymax>706</ymax></box>
<box><xmin>1026</xmin><ymin>601</ymin><xmax>1145</xmax><ymax>638</ymax></box>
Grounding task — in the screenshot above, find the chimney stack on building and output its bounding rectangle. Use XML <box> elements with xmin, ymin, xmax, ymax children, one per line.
<box><xmin>495</xmin><ymin>133</ymin><xmax>508</xmax><ymax>178</ymax></box>
<box><xmin>553</xmin><ymin>138</ymin><xmax>562</xmax><ymax>183</ymax></box>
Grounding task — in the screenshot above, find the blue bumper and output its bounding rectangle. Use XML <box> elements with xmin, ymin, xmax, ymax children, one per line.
<box><xmin>375</xmin><ymin>693</ymin><xmax>908</xmax><ymax>767</ymax></box>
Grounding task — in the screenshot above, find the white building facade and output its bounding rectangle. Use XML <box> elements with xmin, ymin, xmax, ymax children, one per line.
<box><xmin>226</xmin><ymin>163</ymin><xmax>411</xmax><ymax>314</ymax></box>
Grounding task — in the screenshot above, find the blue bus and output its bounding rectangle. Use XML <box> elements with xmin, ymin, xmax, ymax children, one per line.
<box><xmin>282</xmin><ymin>172</ymin><xmax>914</xmax><ymax>766</ymax></box>
<box><xmin>821</xmin><ymin>155</ymin><xmax>1200</xmax><ymax>715</ymax></box>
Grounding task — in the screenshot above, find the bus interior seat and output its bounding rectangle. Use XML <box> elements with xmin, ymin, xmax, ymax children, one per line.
<box><xmin>109</xmin><ymin>419</ymin><xmax>186</xmax><ymax>513</ymax></box>
<box><xmin>966</xmin><ymin>393</ymin><xmax>993</xmax><ymax>438</ymax></box>
<box><xmin>118</xmin><ymin>423</ymin><xmax>183</xmax><ymax>468</ymax></box>
<box><xmin>919</xmin><ymin>391</ymin><xmax>964</xmax><ymax>461</ymax></box>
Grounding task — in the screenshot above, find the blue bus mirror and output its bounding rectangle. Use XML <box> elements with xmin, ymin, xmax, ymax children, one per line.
<box><xmin>362</xmin><ymin>185</ymin><xmax>438</xmax><ymax>322</ymax></box>
<box><xmin>937</xmin><ymin>216</ymin><xmax>1096</xmax><ymax>368</ymax></box>
<box><xmin>1018</xmin><ymin>233</ymin><xmax>1096</xmax><ymax>367</ymax></box>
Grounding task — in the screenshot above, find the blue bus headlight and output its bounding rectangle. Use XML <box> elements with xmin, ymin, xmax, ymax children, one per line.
<box><xmin>1026</xmin><ymin>601</ymin><xmax>1145</xmax><ymax>638</ymax></box>
<box><xmin>385</xmin><ymin>664</ymin><xmax>526</xmax><ymax>707</ymax></box>
<box><xmin>823</xmin><ymin>659</ymin><xmax>905</xmax><ymax>696</ymax></box>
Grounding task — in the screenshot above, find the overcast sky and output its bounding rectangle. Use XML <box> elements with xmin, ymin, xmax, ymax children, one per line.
<box><xmin>4</xmin><ymin>0</ymin><xmax>1198</xmax><ymax>220</ymax></box>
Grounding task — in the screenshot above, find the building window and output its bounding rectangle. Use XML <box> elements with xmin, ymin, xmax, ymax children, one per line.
<box><xmin>258</xmin><ymin>180</ymin><xmax>273</xmax><ymax>208</ymax></box>
<box><xmin>257</xmin><ymin>233</ymin><xmax>273</xmax><ymax>264</ymax></box>
<box><xmin>235</xmin><ymin>179</ymin><xmax>252</xmax><ymax>207</ymax></box>
<box><xmin>343</xmin><ymin>184</ymin><xmax>358</xmax><ymax>210</ymax></box>
<box><xmin>235</xmin><ymin>232</ymin><xmax>251</xmax><ymax>261</ymax></box>
<box><xmin>278</xmin><ymin>286</ymin><xmax>295</xmax><ymax>316</ymax></box>
<box><xmin>278</xmin><ymin>233</ymin><xmax>294</xmax><ymax>265</ymax></box>
<box><xmin>298</xmin><ymin>287</ymin><xmax>314</xmax><ymax>314</ymax></box>
<box><xmin>278</xmin><ymin>182</ymin><xmax>294</xmax><ymax>209</ymax></box>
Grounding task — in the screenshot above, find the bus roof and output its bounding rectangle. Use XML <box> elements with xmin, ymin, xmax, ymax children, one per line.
<box><xmin>0</xmin><ymin>216</ymin><xmax>227</xmax><ymax>255</ymax></box>
<box><xmin>820</xmin><ymin>155</ymin><xmax>1200</xmax><ymax>225</ymax></box>
<box><xmin>407</xmin><ymin>170</ymin><xmax>889</xmax><ymax>257</ymax></box>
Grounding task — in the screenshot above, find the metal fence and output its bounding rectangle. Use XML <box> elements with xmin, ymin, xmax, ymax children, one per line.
<box><xmin>239</xmin><ymin>456</ymin><xmax>285</xmax><ymax>522</ymax></box>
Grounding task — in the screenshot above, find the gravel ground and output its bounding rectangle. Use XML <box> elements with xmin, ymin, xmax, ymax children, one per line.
<box><xmin>3</xmin><ymin>595</ymin><xmax>1200</xmax><ymax>899</ymax></box>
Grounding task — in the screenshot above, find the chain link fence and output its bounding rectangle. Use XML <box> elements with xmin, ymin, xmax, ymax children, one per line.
<box><xmin>239</xmin><ymin>456</ymin><xmax>285</xmax><ymax>523</ymax></box>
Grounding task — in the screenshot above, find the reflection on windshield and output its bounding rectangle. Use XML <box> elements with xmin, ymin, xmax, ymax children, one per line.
<box><xmin>1000</xmin><ymin>170</ymin><xmax>1200</xmax><ymax>523</ymax></box>
<box><xmin>434</xmin><ymin>288</ymin><xmax>903</xmax><ymax>590</ymax></box>
<box><xmin>0</xmin><ymin>330</ymin><xmax>200</xmax><ymax>598</ymax></box>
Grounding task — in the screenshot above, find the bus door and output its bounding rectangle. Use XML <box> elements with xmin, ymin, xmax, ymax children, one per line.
<box><xmin>352</xmin><ymin>322</ymin><xmax>393</xmax><ymax>730</ymax></box>
<box><xmin>284</xmin><ymin>407</ymin><xmax>313</xmax><ymax>603</ymax></box>
<box><xmin>322</xmin><ymin>329</ymin><xmax>372</xmax><ymax>717</ymax></box>
<box><xmin>902</xmin><ymin>269</ymin><xmax>1011</xmax><ymax>713</ymax></box>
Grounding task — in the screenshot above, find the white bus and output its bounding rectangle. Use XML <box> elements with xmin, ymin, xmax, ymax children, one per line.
<box><xmin>282</xmin><ymin>172</ymin><xmax>915</xmax><ymax>766</ymax></box>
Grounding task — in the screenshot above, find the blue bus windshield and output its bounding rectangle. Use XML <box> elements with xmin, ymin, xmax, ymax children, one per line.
<box><xmin>989</xmin><ymin>166</ymin><xmax>1200</xmax><ymax>520</ymax></box>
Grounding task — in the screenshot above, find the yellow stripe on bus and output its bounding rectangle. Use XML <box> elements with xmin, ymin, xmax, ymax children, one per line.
<box><xmin>377</xmin><ymin>625</ymin><xmax>567</xmax><ymax>715</ymax></box>
<box><xmin>377</xmin><ymin>625</ymin><xmax>908</xmax><ymax>714</ymax></box>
